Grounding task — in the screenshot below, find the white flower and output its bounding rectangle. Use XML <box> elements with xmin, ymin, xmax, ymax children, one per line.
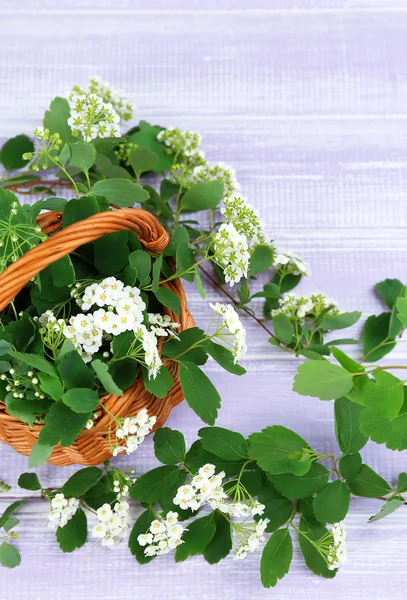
<box><xmin>210</xmin><ymin>302</ymin><xmax>247</xmax><ymax>362</ymax></box>
<box><xmin>68</xmin><ymin>86</ymin><xmax>125</xmax><ymax>142</ymax></box>
<box><xmin>190</xmin><ymin>162</ymin><xmax>239</xmax><ymax>198</ymax></box>
<box><xmin>221</xmin><ymin>195</ymin><xmax>265</xmax><ymax>247</ymax></box>
<box><xmin>137</xmin><ymin>533</ymin><xmax>153</xmax><ymax>547</ymax></box>
<box><xmin>114</xmin><ymin>410</ymin><xmax>156</xmax><ymax>456</ymax></box>
<box><xmin>48</xmin><ymin>494</ymin><xmax>79</xmax><ymax>530</ymax></box>
<box><xmin>271</xmin><ymin>292</ymin><xmax>339</xmax><ymax>324</ymax></box>
<box><xmin>138</xmin><ymin>512</ymin><xmax>186</xmax><ymax>557</ymax></box>
<box><xmin>92</xmin><ymin>523</ymin><xmax>108</xmax><ymax>539</ymax></box>
<box><xmin>213</xmin><ymin>223</ymin><xmax>250</xmax><ymax>286</ymax></box>
<box><xmin>157</xmin><ymin>127</ymin><xmax>201</xmax><ymax>157</ymax></box>
<box><xmin>273</xmin><ymin>250</ymin><xmax>309</xmax><ymax>277</ymax></box>
<box><xmin>93</xmin><ymin>499</ymin><xmax>131</xmax><ymax>549</ymax></box>
<box><xmin>327</xmin><ymin>522</ymin><xmax>347</xmax><ymax>570</ymax></box>
<box><xmin>96</xmin><ymin>504</ymin><xmax>113</xmax><ymax>523</ymax></box>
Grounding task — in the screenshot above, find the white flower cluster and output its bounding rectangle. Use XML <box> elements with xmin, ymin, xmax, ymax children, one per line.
<box><xmin>68</xmin><ymin>93</ymin><xmax>121</xmax><ymax>142</ymax></box>
<box><xmin>191</xmin><ymin>162</ymin><xmax>239</xmax><ymax>198</ymax></box>
<box><xmin>87</xmin><ymin>76</ymin><xmax>133</xmax><ymax>121</ymax></box>
<box><xmin>213</xmin><ymin>223</ymin><xmax>250</xmax><ymax>287</ymax></box>
<box><xmin>221</xmin><ymin>195</ymin><xmax>265</xmax><ymax>248</ymax></box>
<box><xmin>210</xmin><ymin>302</ymin><xmax>247</xmax><ymax>362</ymax></box>
<box><xmin>173</xmin><ymin>464</ymin><xmax>263</xmax><ymax>518</ymax></box>
<box><xmin>271</xmin><ymin>292</ymin><xmax>339</xmax><ymax>323</ymax></box>
<box><xmin>137</xmin><ymin>511</ymin><xmax>186</xmax><ymax>557</ymax></box>
<box><xmin>48</xmin><ymin>493</ymin><xmax>80</xmax><ymax>530</ymax></box>
<box><xmin>233</xmin><ymin>518</ymin><xmax>270</xmax><ymax>560</ymax></box>
<box><xmin>92</xmin><ymin>500</ymin><xmax>131</xmax><ymax>548</ymax></box>
<box><xmin>148</xmin><ymin>313</ymin><xmax>180</xmax><ymax>338</ymax></box>
<box><xmin>273</xmin><ymin>250</ymin><xmax>309</xmax><ymax>277</ymax></box>
<box><xmin>137</xmin><ymin>324</ymin><xmax>163</xmax><ymax>379</ymax></box>
<box><xmin>113</xmin><ymin>408</ymin><xmax>157</xmax><ymax>456</ymax></box>
<box><xmin>157</xmin><ymin>127</ymin><xmax>201</xmax><ymax>157</ymax></box>
<box><xmin>327</xmin><ymin>522</ymin><xmax>347</xmax><ymax>570</ymax></box>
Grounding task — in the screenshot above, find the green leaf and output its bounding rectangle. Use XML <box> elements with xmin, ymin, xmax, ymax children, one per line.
<box><xmin>153</xmin><ymin>428</ymin><xmax>186</xmax><ymax>465</ymax></box>
<box><xmin>90</xmin><ymin>179</ymin><xmax>149</xmax><ymax>207</ymax></box>
<box><xmin>62</xmin><ymin>195</ymin><xmax>100</xmax><ymax>227</ymax></box>
<box><xmin>250</xmin><ymin>245</ymin><xmax>274</xmax><ymax>274</ymax></box>
<box><xmin>28</xmin><ymin>442</ymin><xmax>53</xmax><ymax>468</ymax></box>
<box><xmin>56</xmin><ymin>508</ymin><xmax>87</xmax><ymax>553</ymax></box>
<box><xmin>397</xmin><ymin>472</ymin><xmax>407</xmax><ymax>493</ymax></box>
<box><xmin>129</xmin><ymin>249</ymin><xmax>151</xmax><ymax>284</ymax></box>
<box><xmin>185</xmin><ymin>441</ymin><xmax>244</xmax><ymax>478</ymax></box>
<box><xmin>203</xmin><ymin>340</ymin><xmax>246</xmax><ymax>375</ymax></box>
<box><xmin>376</xmin><ymin>278</ymin><xmax>405</xmax><ymax>309</ymax></box>
<box><xmin>3</xmin><ymin>518</ymin><xmax>19</xmax><ymax>533</ymax></box>
<box><xmin>320</xmin><ymin>311</ymin><xmax>361</xmax><ymax>331</ymax></box>
<box><xmin>69</xmin><ymin>142</ymin><xmax>96</xmax><ymax>173</ymax></box>
<box><xmin>363</xmin><ymin>313</ymin><xmax>395</xmax><ymax>362</ymax></box>
<box><xmin>94</xmin><ymin>231</ymin><xmax>129</xmax><ymax>275</ymax></box>
<box><xmin>163</xmin><ymin>327</ymin><xmax>206</xmax><ymax>358</ymax></box>
<box><xmin>153</xmin><ymin>287</ymin><xmax>180</xmax><ymax>317</ymax></box>
<box><xmin>248</xmin><ymin>426</ymin><xmax>312</xmax><ymax>475</ymax></box>
<box><xmin>44</xmin><ymin>97</ymin><xmax>73</xmax><ymax>142</ymax></box>
<box><xmin>175</xmin><ymin>514</ymin><xmax>216</xmax><ymax>562</ymax></box>
<box><xmin>272</xmin><ymin>314</ymin><xmax>293</xmax><ymax>345</ymax></box>
<box><xmin>0</xmin><ymin>501</ymin><xmax>24</xmax><ymax>529</ymax></box>
<box><xmin>0</xmin><ymin>340</ymin><xmax>12</xmax><ymax>356</ymax></box>
<box><xmin>369</xmin><ymin>497</ymin><xmax>404</xmax><ymax>522</ymax></box>
<box><xmin>299</xmin><ymin>512</ymin><xmax>336</xmax><ymax>579</ymax></box>
<box><xmin>262</xmin><ymin>498</ymin><xmax>293</xmax><ymax>533</ymax></box>
<box><xmin>347</xmin><ymin>465</ymin><xmax>391</xmax><ymax>498</ymax></box>
<box><xmin>334</xmin><ymin>397</ymin><xmax>368</xmax><ymax>455</ymax></box>
<box><xmin>128</xmin><ymin>509</ymin><xmax>156</xmax><ymax>564</ymax></box>
<box><xmin>313</xmin><ymin>481</ymin><xmax>350</xmax><ymax>523</ymax></box>
<box><xmin>179</xmin><ymin>361</ymin><xmax>221</xmax><ymax>425</ymax></box>
<box><xmin>57</xmin><ymin>349</ymin><xmax>95</xmax><ymax>389</ymax></box>
<box><xmin>293</xmin><ymin>359</ymin><xmax>354</xmax><ymax>400</ymax></box>
<box><xmin>268</xmin><ymin>463</ymin><xmax>330</xmax><ymax>499</ymax></box>
<box><xmin>142</xmin><ymin>365</ymin><xmax>174</xmax><ymax>398</ymax></box>
<box><xmin>128</xmin><ymin>146</ymin><xmax>159</xmax><ymax>177</ymax></box>
<box><xmin>91</xmin><ymin>359</ymin><xmax>123</xmax><ymax>395</ymax></box>
<box><xmin>38</xmin><ymin>402</ymin><xmax>92</xmax><ymax>447</ymax></box>
<box><xmin>198</xmin><ymin>426</ymin><xmax>248</xmax><ymax>461</ymax></box>
<box><xmin>9</xmin><ymin>351</ymin><xmax>58</xmax><ymax>378</ymax></box>
<box><xmin>164</xmin><ymin>226</ymin><xmax>190</xmax><ymax>257</ymax></box>
<box><xmin>58</xmin><ymin>143</ymin><xmax>71</xmax><ymax>166</ymax></box>
<box><xmin>339</xmin><ymin>453</ymin><xmax>362</xmax><ymax>480</ymax></box>
<box><xmin>203</xmin><ymin>511</ymin><xmax>232</xmax><ymax>564</ymax></box>
<box><xmin>0</xmin><ymin>542</ymin><xmax>21</xmax><ymax>568</ymax></box>
<box><xmin>49</xmin><ymin>255</ymin><xmax>75</xmax><ymax>287</ymax></box>
<box><xmin>194</xmin><ymin>267</ymin><xmax>206</xmax><ymax>299</ymax></box>
<box><xmin>358</xmin><ymin>372</ymin><xmax>404</xmax><ymax>419</ymax></box>
<box><xmin>151</xmin><ymin>254</ymin><xmax>163</xmax><ymax>292</ymax></box>
<box><xmin>0</xmin><ymin>134</ymin><xmax>34</xmax><ymax>170</ymax></box>
<box><xmin>17</xmin><ymin>472</ymin><xmax>41</xmax><ymax>491</ymax></box>
<box><xmin>176</xmin><ymin>241</ymin><xmax>195</xmax><ymax>282</ymax></box>
<box><xmin>396</xmin><ymin>296</ymin><xmax>407</xmax><ymax>327</ymax></box>
<box><xmin>61</xmin><ymin>467</ymin><xmax>102</xmax><ymax>498</ymax></box>
<box><xmin>130</xmin><ymin>122</ymin><xmax>174</xmax><ymax>172</ymax></box>
<box><xmin>180</xmin><ymin>181</ymin><xmax>224</xmax><ymax>212</ymax></box>
<box><xmin>62</xmin><ymin>388</ymin><xmax>99</xmax><ymax>413</ymax></box>
<box><xmin>260</xmin><ymin>528</ymin><xmax>292</xmax><ymax>588</ymax></box>
<box><xmin>129</xmin><ymin>466</ymin><xmax>184</xmax><ymax>503</ymax></box>
<box><xmin>330</xmin><ymin>347</ymin><xmax>364</xmax><ymax>374</ymax></box>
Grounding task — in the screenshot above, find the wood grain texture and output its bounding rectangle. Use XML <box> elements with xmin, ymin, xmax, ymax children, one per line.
<box><xmin>0</xmin><ymin>2</ymin><xmax>406</xmax><ymax>598</ymax></box>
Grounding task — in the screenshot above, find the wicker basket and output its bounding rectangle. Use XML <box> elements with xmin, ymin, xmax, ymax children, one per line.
<box><xmin>0</xmin><ymin>208</ymin><xmax>194</xmax><ymax>466</ymax></box>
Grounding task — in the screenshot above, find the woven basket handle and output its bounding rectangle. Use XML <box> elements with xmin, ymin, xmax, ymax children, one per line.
<box><xmin>0</xmin><ymin>208</ymin><xmax>170</xmax><ymax>312</ymax></box>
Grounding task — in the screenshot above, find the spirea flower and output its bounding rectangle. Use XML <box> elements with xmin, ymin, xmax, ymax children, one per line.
<box><xmin>327</xmin><ymin>522</ymin><xmax>347</xmax><ymax>570</ymax></box>
<box><xmin>213</xmin><ymin>223</ymin><xmax>250</xmax><ymax>286</ymax></box>
<box><xmin>148</xmin><ymin>313</ymin><xmax>180</xmax><ymax>338</ymax></box>
<box><xmin>112</xmin><ymin>408</ymin><xmax>157</xmax><ymax>456</ymax></box>
<box><xmin>233</xmin><ymin>518</ymin><xmax>270</xmax><ymax>560</ymax></box>
<box><xmin>137</xmin><ymin>325</ymin><xmax>163</xmax><ymax>380</ymax></box>
<box><xmin>190</xmin><ymin>162</ymin><xmax>239</xmax><ymax>198</ymax></box>
<box><xmin>137</xmin><ymin>511</ymin><xmax>186</xmax><ymax>556</ymax></box>
<box><xmin>271</xmin><ymin>292</ymin><xmax>339</xmax><ymax>323</ymax></box>
<box><xmin>273</xmin><ymin>250</ymin><xmax>309</xmax><ymax>277</ymax></box>
<box><xmin>221</xmin><ymin>195</ymin><xmax>265</xmax><ymax>247</ymax></box>
<box><xmin>210</xmin><ymin>302</ymin><xmax>247</xmax><ymax>362</ymax></box>
<box><xmin>157</xmin><ymin>127</ymin><xmax>201</xmax><ymax>157</ymax></box>
<box><xmin>92</xmin><ymin>501</ymin><xmax>131</xmax><ymax>548</ymax></box>
<box><xmin>68</xmin><ymin>93</ymin><xmax>121</xmax><ymax>142</ymax></box>
<box><xmin>48</xmin><ymin>493</ymin><xmax>80</xmax><ymax>530</ymax></box>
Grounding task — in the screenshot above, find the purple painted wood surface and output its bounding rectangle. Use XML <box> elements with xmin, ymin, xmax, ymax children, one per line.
<box><xmin>1</xmin><ymin>2</ymin><xmax>407</xmax><ymax>598</ymax></box>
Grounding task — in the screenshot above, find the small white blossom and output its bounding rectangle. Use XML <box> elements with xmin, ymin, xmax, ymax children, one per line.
<box><xmin>210</xmin><ymin>302</ymin><xmax>247</xmax><ymax>362</ymax></box>
<box><xmin>213</xmin><ymin>223</ymin><xmax>250</xmax><ymax>287</ymax></box>
<box><xmin>271</xmin><ymin>292</ymin><xmax>339</xmax><ymax>323</ymax></box>
<box><xmin>221</xmin><ymin>195</ymin><xmax>265</xmax><ymax>247</ymax></box>
<box><xmin>137</xmin><ymin>512</ymin><xmax>187</xmax><ymax>557</ymax></box>
<box><xmin>191</xmin><ymin>162</ymin><xmax>239</xmax><ymax>198</ymax></box>
<box><xmin>114</xmin><ymin>409</ymin><xmax>157</xmax><ymax>456</ymax></box>
<box><xmin>327</xmin><ymin>522</ymin><xmax>347</xmax><ymax>570</ymax></box>
<box><xmin>92</xmin><ymin>501</ymin><xmax>131</xmax><ymax>548</ymax></box>
<box><xmin>273</xmin><ymin>250</ymin><xmax>309</xmax><ymax>277</ymax></box>
<box><xmin>157</xmin><ymin>127</ymin><xmax>201</xmax><ymax>157</ymax></box>
<box><xmin>68</xmin><ymin>93</ymin><xmax>121</xmax><ymax>142</ymax></box>
<box><xmin>48</xmin><ymin>494</ymin><xmax>80</xmax><ymax>530</ymax></box>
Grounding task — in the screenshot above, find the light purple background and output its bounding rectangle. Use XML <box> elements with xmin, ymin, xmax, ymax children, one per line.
<box><xmin>1</xmin><ymin>2</ymin><xmax>407</xmax><ymax>599</ymax></box>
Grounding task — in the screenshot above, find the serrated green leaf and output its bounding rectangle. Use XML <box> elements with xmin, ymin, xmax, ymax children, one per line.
<box><xmin>62</xmin><ymin>388</ymin><xmax>99</xmax><ymax>413</ymax></box>
<box><xmin>272</xmin><ymin>314</ymin><xmax>293</xmax><ymax>345</ymax></box>
<box><xmin>129</xmin><ymin>466</ymin><xmax>183</xmax><ymax>503</ymax></box>
<box><xmin>28</xmin><ymin>442</ymin><xmax>53</xmax><ymax>468</ymax></box>
<box><xmin>199</xmin><ymin>426</ymin><xmax>248</xmax><ymax>461</ymax></box>
<box><xmin>268</xmin><ymin>463</ymin><xmax>330</xmax><ymax>499</ymax></box>
<box><xmin>175</xmin><ymin>514</ymin><xmax>216</xmax><ymax>562</ymax></box>
<box><xmin>44</xmin><ymin>97</ymin><xmax>73</xmax><ymax>142</ymax></box>
<box><xmin>17</xmin><ymin>472</ymin><xmax>41</xmax><ymax>491</ymax></box>
<box><xmin>203</xmin><ymin>511</ymin><xmax>232</xmax><ymax>564</ymax></box>
<box><xmin>0</xmin><ymin>542</ymin><xmax>21</xmax><ymax>568</ymax></box>
<box><xmin>69</xmin><ymin>142</ymin><xmax>96</xmax><ymax>173</ymax></box>
<box><xmin>142</xmin><ymin>365</ymin><xmax>174</xmax><ymax>398</ymax></box>
<box><xmin>61</xmin><ymin>467</ymin><xmax>102</xmax><ymax>498</ymax></box>
<box><xmin>128</xmin><ymin>146</ymin><xmax>159</xmax><ymax>177</ymax></box>
<box><xmin>368</xmin><ymin>497</ymin><xmax>404</xmax><ymax>522</ymax></box>
<box><xmin>299</xmin><ymin>512</ymin><xmax>336</xmax><ymax>579</ymax></box>
<box><xmin>363</xmin><ymin>313</ymin><xmax>395</xmax><ymax>362</ymax></box>
<box><xmin>250</xmin><ymin>244</ymin><xmax>274</xmax><ymax>274</ymax></box>
<box><xmin>293</xmin><ymin>359</ymin><xmax>354</xmax><ymax>400</ymax></box>
<box><xmin>179</xmin><ymin>361</ymin><xmax>221</xmax><ymax>425</ymax></box>
<box><xmin>180</xmin><ymin>181</ymin><xmax>224</xmax><ymax>212</ymax></box>
<box><xmin>0</xmin><ymin>134</ymin><xmax>34</xmax><ymax>170</ymax></box>
<box><xmin>153</xmin><ymin>428</ymin><xmax>186</xmax><ymax>465</ymax></box>
<box><xmin>56</xmin><ymin>508</ymin><xmax>87</xmax><ymax>553</ymax></box>
<box><xmin>38</xmin><ymin>402</ymin><xmax>92</xmax><ymax>447</ymax></box>
<box><xmin>320</xmin><ymin>311</ymin><xmax>361</xmax><ymax>331</ymax></box>
<box><xmin>128</xmin><ymin>509</ymin><xmax>156</xmax><ymax>564</ymax></box>
<box><xmin>91</xmin><ymin>359</ymin><xmax>123</xmax><ymax>395</ymax></box>
<box><xmin>334</xmin><ymin>397</ymin><xmax>368</xmax><ymax>455</ymax></box>
<box><xmin>397</xmin><ymin>472</ymin><xmax>407</xmax><ymax>493</ymax></box>
<box><xmin>0</xmin><ymin>501</ymin><xmax>24</xmax><ymax>529</ymax></box>
<box><xmin>203</xmin><ymin>340</ymin><xmax>246</xmax><ymax>375</ymax></box>
<box><xmin>90</xmin><ymin>179</ymin><xmax>149</xmax><ymax>207</ymax></box>
<box><xmin>153</xmin><ymin>287</ymin><xmax>180</xmax><ymax>317</ymax></box>
<box><xmin>313</xmin><ymin>481</ymin><xmax>350</xmax><ymax>523</ymax></box>
<box><xmin>376</xmin><ymin>279</ymin><xmax>405</xmax><ymax>309</ymax></box>
<box><xmin>347</xmin><ymin>465</ymin><xmax>391</xmax><ymax>498</ymax></box>
<box><xmin>262</xmin><ymin>498</ymin><xmax>293</xmax><ymax>533</ymax></box>
<box><xmin>260</xmin><ymin>528</ymin><xmax>292</xmax><ymax>588</ymax></box>
<box><xmin>248</xmin><ymin>426</ymin><xmax>311</xmax><ymax>475</ymax></box>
